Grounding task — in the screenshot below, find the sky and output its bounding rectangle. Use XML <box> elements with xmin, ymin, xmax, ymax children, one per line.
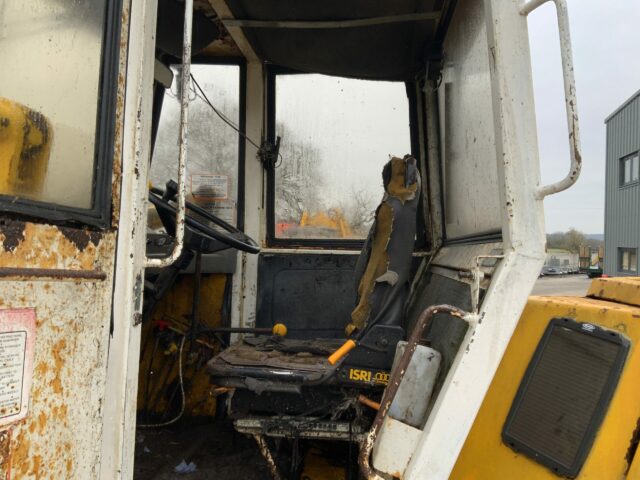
<box><xmin>527</xmin><ymin>0</ymin><xmax>640</xmax><ymax>234</ymax></box>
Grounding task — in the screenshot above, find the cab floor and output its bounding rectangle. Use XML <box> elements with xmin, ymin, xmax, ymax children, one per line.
<box><xmin>134</xmin><ymin>419</ymin><xmax>271</xmax><ymax>479</ymax></box>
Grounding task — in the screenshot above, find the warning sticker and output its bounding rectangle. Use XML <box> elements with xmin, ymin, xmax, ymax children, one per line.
<box><xmin>200</xmin><ymin>200</ymin><xmax>237</xmax><ymax>227</ymax></box>
<box><xmin>0</xmin><ymin>332</ymin><xmax>26</xmax><ymax>419</ymax></box>
<box><xmin>191</xmin><ymin>174</ymin><xmax>229</xmax><ymax>200</ymax></box>
<box><xmin>0</xmin><ymin>309</ymin><xmax>35</xmax><ymax>427</ymax></box>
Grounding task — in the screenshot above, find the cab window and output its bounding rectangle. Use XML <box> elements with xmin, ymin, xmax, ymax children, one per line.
<box><xmin>0</xmin><ymin>0</ymin><xmax>119</xmax><ymax>226</ymax></box>
<box><xmin>150</xmin><ymin>63</ymin><xmax>242</xmax><ymax>231</ymax></box>
<box><xmin>269</xmin><ymin>73</ymin><xmax>411</xmax><ymax>242</ymax></box>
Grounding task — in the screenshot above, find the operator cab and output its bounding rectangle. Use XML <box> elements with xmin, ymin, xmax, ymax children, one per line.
<box><xmin>139</xmin><ymin>0</ymin><xmax>479</xmax><ymax>478</ymax></box>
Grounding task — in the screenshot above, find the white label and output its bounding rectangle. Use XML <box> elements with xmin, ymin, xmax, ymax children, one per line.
<box><xmin>201</xmin><ymin>200</ymin><xmax>236</xmax><ymax>227</ymax></box>
<box><xmin>0</xmin><ymin>308</ymin><xmax>35</xmax><ymax>427</ymax></box>
<box><xmin>0</xmin><ymin>331</ymin><xmax>26</xmax><ymax>418</ymax></box>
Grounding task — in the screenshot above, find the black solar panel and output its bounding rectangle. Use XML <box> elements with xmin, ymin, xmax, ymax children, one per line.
<box><xmin>503</xmin><ymin>318</ymin><xmax>629</xmax><ymax>477</ymax></box>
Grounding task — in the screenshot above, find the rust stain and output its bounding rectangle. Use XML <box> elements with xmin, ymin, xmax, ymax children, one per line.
<box><xmin>0</xmin><ymin>428</ymin><xmax>12</xmax><ymax>476</ymax></box>
<box><xmin>0</xmin><ymin>220</ymin><xmax>25</xmax><ymax>252</ymax></box>
<box><xmin>31</xmin><ymin>453</ymin><xmax>43</xmax><ymax>477</ymax></box>
<box><xmin>35</xmin><ymin>362</ymin><xmax>49</xmax><ymax>377</ymax></box>
<box><xmin>51</xmin><ymin>374</ymin><xmax>63</xmax><ymax>395</ymax></box>
<box><xmin>111</xmin><ymin>1</ymin><xmax>130</xmax><ymax>229</ymax></box>
<box><xmin>0</xmin><ymin>221</ymin><xmax>115</xmax><ymax>272</ymax></box>
<box><xmin>52</xmin><ymin>338</ymin><xmax>67</xmax><ymax>373</ymax></box>
<box><xmin>36</xmin><ymin>412</ymin><xmax>47</xmax><ymax>434</ymax></box>
<box><xmin>12</xmin><ymin>429</ymin><xmax>29</xmax><ymax>476</ymax></box>
<box><xmin>59</xmin><ymin>226</ymin><xmax>103</xmax><ymax>251</ymax></box>
<box><xmin>51</xmin><ymin>404</ymin><xmax>68</xmax><ymax>423</ymax></box>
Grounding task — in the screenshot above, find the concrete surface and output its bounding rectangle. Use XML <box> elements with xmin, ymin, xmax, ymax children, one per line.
<box><xmin>531</xmin><ymin>274</ymin><xmax>592</xmax><ymax>297</ymax></box>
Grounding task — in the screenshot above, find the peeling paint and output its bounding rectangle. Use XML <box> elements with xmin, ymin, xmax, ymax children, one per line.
<box><xmin>59</xmin><ymin>227</ymin><xmax>103</xmax><ymax>251</ymax></box>
<box><xmin>0</xmin><ymin>220</ymin><xmax>25</xmax><ymax>252</ymax></box>
<box><xmin>0</xmin><ymin>222</ymin><xmax>114</xmax><ymax>272</ymax></box>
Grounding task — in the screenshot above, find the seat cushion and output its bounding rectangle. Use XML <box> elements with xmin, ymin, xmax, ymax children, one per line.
<box><xmin>207</xmin><ymin>337</ymin><xmax>342</xmax><ymax>391</ymax></box>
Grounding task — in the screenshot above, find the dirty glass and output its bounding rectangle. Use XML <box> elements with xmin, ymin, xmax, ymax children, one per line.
<box><xmin>0</xmin><ymin>0</ymin><xmax>108</xmax><ymax>208</ymax></box>
<box><xmin>619</xmin><ymin>248</ymin><xmax>637</xmax><ymax>273</ymax></box>
<box><xmin>274</xmin><ymin>74</ymin><xmax>411</xmax><ymax>240</ymax></box>
<box><xmin>620</xmin><ymin>153</ymin><xmax>639</xmax><ymax>186</ymax></box>
<box><xmin>149</xmin><ymin>64</ymin><xmax>240</xmax><ymax>231</ymax></box>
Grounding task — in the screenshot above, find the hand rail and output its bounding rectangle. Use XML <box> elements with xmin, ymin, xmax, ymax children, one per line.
<box><xmin>359</xmin><ymin>304</ymin><xmax>471</xmax><ymax>479</ymax></box>
<box><xmin>145</xmin><ymin>0</ymin><xmax>193</xmax><ymax>268</ymax></box>
<box><xmin>520</xmin><ymin>0</ymin><xmax>582</xmax><ymax>199</ymax></box>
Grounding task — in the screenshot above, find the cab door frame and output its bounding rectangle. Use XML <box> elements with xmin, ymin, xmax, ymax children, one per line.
<box><xmin>99</xmin><ymin>0</ymin><xmax>159</xmax><ymax>477</ymax></box>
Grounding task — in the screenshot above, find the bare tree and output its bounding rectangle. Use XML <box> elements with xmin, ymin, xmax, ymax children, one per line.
<box><xmin>274</xmin><ymin>122</ymin><xmax>325</xmax><ymax>223</ymax></box>
<box><xmin>547</xmin><ymin>228</ymin><xmax>592</xmax><ymax>253</ymax></box>
<box><xmin>339</xmin><ymin>188</ymin><xmax>377</xmax><ymax>236</ymax></box>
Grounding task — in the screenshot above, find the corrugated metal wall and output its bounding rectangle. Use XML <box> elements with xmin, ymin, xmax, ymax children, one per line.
<box><xmin>604</xmin><ymin>90</ymin><xmax>640</xmax><ymax>275</ymax></box>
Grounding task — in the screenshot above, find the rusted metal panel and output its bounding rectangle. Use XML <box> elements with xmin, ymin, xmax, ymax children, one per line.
<box><xmin>0</xmin><ymin>241</ymin><xmax>116</xmax><ymax>479</ymax></box>
<box><xmin>0</xmin><ymin>0</ymin><xmax>129</xmax><ymax>477</ymax></box>
<box><xmin>0</xmin><ymin>221</ymin><xmax>109</xmax><ymax>272</ymax></box>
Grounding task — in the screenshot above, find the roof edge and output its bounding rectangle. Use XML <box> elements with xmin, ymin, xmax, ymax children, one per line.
<box><xmin>605</xmin><ymin>87</ymin><xmax>640</xmax><ymax>123</ymax></box>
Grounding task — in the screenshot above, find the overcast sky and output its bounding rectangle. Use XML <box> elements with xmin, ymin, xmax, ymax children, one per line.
<box><xmin>528</xmin><ymin>0</ymin><xmax>640</xmax><ymax>234</ymax></box>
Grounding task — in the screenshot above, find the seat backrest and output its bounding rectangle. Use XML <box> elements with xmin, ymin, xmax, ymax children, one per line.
<box><xmin>349</xmin><ymin>155</ymin><xmax>421</xmax><ymax>334</ymax></box>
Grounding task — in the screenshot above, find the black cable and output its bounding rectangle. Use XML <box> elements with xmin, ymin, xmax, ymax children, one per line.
<box><xmin>190</xmin><ymin>74</ymin><xmax>261</xmax><ymax>150</ymax></box>
<box><xmin>190</xmin><ymin>73</ymin><xmax>284</xmax><ymax>167</ymax></box>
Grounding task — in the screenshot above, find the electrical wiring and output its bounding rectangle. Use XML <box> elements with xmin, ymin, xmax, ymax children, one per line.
<box><xmin>138</xmin><ymin>336</ymin><xmax>186</xmax><ymax>428</ymax></box>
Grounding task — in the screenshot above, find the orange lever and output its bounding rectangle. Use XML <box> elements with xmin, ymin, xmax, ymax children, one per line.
<box><xmin>328</xmin><ymin>339</ymin><xmax>357</xmax><ymax>365</ymax></box>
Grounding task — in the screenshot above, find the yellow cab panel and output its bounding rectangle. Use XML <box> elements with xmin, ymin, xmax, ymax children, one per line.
<box><xmin>452</xmin><ymin>277</ymin><xmax>640</xmax><ymax>479</ymax></box>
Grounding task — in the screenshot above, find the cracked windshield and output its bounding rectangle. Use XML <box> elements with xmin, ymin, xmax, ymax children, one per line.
<box><xmin>275</xmin><ymin>74</ymin><xmax>411</xmax><ymax>239</ymax></box>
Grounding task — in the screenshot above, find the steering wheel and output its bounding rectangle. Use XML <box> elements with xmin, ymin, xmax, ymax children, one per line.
<box><xmin>149</xmin><ymin>180</ymin><xmax>260</xmax><ymax>254</ymax></box>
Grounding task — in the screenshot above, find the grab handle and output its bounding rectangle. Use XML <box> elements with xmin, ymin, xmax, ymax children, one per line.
<box><xmin>520</xmin><ymin>0</ymin><xmax>582</xmax><ymax>199</ymax></box>
<box><xmin>145</xmin><ymin>0</ymin><xmax>193</xmax><ymax>267</ymax></box>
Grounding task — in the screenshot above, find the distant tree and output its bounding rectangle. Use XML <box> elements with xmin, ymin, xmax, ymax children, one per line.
<box><xmin>563</xmin><ymin>228</ymin><xmax>587</xmax><ymax>253</ymax></box>
<box><xmin>274</xmin><ymin>122</ymin><xmax>325</xmax><ymax>223</ymax></box>
<box><xmin>546</xmin><ymin>228</ymin><xmax>588</xmax><ymax>253</ymax></box>
<box><xmin>339</xmin><ymin>188</ymin><xmax>376</xmax><ymax>236</ymax></box>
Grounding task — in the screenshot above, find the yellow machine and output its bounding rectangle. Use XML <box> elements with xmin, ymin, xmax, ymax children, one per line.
<box><xmin>0</xmin><ymin>97</ymin><xmax>51</xmax><ymax>197</ymax></box>
<box><xmin>4</xmin><ymin>0</ymin><xmax>632</xmax><ymax>478</ymax></box>
<box><xmin>299</xmin><ymin>209</ymin><xmax>353</xmax><ymax>239</ymax></box>
<box><xmin>453</xmin><ymin>277</ymin><xmax>640</xmax><ymax>479</ymax></box>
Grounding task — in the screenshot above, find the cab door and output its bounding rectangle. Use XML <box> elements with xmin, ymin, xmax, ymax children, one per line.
<box><xmin>0</xmin><ymin>1</ymin><xmax>153</xmax><ymax>478</ymax></box>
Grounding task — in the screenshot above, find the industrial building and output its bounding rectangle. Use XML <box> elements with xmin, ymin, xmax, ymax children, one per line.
<box><xmin>604</xmin><ymin>89</ymin><xmax>640</xmax><ymax>276</ymax></box>
<box><xmin>543</xmin><ymin>248</ymin><xmax>579</xmax><ymax>274</ymax></box>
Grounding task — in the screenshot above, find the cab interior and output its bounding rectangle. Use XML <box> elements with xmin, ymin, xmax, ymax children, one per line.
<box><xmin>137</xmin><ymin>0</ymin><xmax>482</xmax><ymax>478</ymax></box>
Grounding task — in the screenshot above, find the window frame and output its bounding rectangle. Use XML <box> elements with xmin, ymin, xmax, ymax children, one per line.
<box><xmin>618</xmin><ymin>247</ymin><xmax>638</xmax><ymax>274</ymax></box>
<box><xmin>265</xmin><ymin>66</ymin><xmax>424</xmax><ymax>249</ymax></box>
<box><xmin>150</xmin><ymin>57</ymin><xmax>247</xmax><ymax>231</ymax></box>
<box><xmin>619</xmin><ymin>152</ymin><xmax>639</xmax><ymax>188</ymax></box>
<box><xmin>0</xmin><ymin>0</ymin><xmax>123</xmax><ymax>230</ymax></box>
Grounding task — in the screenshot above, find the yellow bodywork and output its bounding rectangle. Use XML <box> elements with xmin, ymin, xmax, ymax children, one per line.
<box><xmin>452</xmin><ymin>277</ymin><xmax>640</xmax><ymax>479</ymax></box>
<box><xmin>299</xmin><ymin>209</ymin><xmax>352</xmax><ymax>238</ymax></box>
<box><xmin>137</xmin><ymin>274</ymin><xmax>227</xmax><ymax>418</ymax></box>
<box><xmin>0</xmin><ymin>97</ymin><xmax>50</xmax><ymax>197</ymax></box>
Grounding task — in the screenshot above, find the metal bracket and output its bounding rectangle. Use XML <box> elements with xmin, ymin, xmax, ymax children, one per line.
<box><xmin>520</xmin><ymin>0</ymin><xmax>582</xmax><ymax>199</ymax></box>
<box><xmin>462</xmin><ymin>255</ymin><xmax>505</xmax><ymax>314</ymax></box>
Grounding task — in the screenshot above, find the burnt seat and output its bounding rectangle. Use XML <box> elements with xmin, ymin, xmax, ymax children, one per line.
<box><xmin>207</xmin><ymin>155</ymin><xmax>421</xmax><ymax>397</ymax></box>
